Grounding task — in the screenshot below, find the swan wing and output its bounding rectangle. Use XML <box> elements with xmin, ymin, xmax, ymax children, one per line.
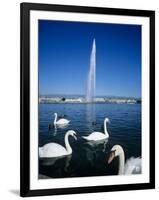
<box><xmin>56</xmin><ymin>118</ymin><xmax>70</xmax><ymax>124</ymax></box>
<box><xmin>55</xmin><ymin>123</ymin><xmax>69</xmax><ymax>128</ymax></box>
<box><xmin>82</xmin><ymin>132</ymin><xmax>107</xmax><ymax>141</ymax></box>
<box><xmin>124</xmin><ymin>157</ymin><xmax>142</xmax><ymax>174</ymax></box>
<box><xmin>39</xmin><ymin>143</ymin><xmax>68</xmax><ymax>158</ymax></box>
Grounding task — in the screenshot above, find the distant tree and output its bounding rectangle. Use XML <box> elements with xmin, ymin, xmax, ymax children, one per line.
<box><xmin>61</xmin><ymin>97</ymin><xmax>66</xmax><ymax>101</ymax></box>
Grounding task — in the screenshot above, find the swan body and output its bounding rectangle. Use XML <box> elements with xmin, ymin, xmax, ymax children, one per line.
<box><xmin>54</xmin><ymin>113</ymin><xmax>70</xmax><ymax>125</ymax></box>
<box><xmin>39</xmin><ymin>130</ymin><xmax>77</xmax><ymax>158</ymax></box>
<box><xmin>83</xmin><ymin>132</ymin><xmax>107</xmax><ymax>141</ymax></box>
<box><xmin>82</xmin><ymin>118</ymin><xmax>110</xmax><ymax>141</ymax></box>
<box><xmin>108</xmin><ymin>145</ymin><xmax>141</xmax><ymax>175</ymax></box>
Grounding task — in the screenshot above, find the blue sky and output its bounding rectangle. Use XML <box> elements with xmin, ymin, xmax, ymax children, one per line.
<box><xmin>39</xmin><ymin>20</ymin><xmax>141</xmax><ymax>98</ymax></box>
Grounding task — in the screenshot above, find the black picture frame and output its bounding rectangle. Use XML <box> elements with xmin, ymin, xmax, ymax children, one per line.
<box><xmin>20</xmin><ymin>2</ymin><xmax>155</xmax><ymax>197</ymax></box>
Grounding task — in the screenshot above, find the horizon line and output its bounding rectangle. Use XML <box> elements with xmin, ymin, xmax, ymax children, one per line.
<box><xmin>39</xmin><ymin>93</ymin><xmax>141</xmax><ymax>99</ymax></box>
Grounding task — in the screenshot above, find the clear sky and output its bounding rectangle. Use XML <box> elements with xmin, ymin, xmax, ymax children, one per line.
<box><xmin>39</xmin><ymin>20</ymin><xmax>141</xmax><ymax>98</ymax></box>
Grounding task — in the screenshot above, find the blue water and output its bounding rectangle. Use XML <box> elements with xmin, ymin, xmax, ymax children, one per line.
<box><xmin>39</xmin><ymin>103</ymin><xmax>141</xmax><ymax>178</ymax></box>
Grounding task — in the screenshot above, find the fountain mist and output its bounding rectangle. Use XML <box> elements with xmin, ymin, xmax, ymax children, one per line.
<box><xmin>86</xmin><ymin>39</ymin><xmax>96</xmax><ymax>102</ymax></box>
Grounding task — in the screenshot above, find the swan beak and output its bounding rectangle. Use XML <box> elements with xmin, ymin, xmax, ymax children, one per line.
<box><xmin>107</xmin><ymin>151</ymin><xmax>115</xmax><ymax>164</ymax></box>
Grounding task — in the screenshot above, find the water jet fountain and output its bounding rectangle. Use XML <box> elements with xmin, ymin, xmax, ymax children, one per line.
<box><xmin>86</xmin><ymin>39</ymin><xmax>96</xmax><ymax>103</ymax></box>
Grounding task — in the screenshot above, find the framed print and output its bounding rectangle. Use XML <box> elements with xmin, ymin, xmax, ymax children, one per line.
<box><xmin>20</xmin><ymin>2</ymin><xmax>155</xmax><ymax>197</ymax></box>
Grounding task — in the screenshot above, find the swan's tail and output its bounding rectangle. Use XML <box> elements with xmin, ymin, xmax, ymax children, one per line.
<box><xmin>82</xmin><ymin>136</ymin><xmax>89</xmax><ymax>140</ymax></box>
<box><xmin>124</xmin><ymin>157</ymin><xmax>142</xmax><ymax>174</ymax></box>
<box><xmin>39</xmin><ymin>147</ymin><xmax>43</xmax><ymax>158</ymax></box>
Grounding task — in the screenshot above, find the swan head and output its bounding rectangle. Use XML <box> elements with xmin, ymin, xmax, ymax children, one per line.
<box><xmin>54</xmin><ymin>113</ymin><xmax>57</xmax><ymax>116</ymax></box>
<box><xmin>107</xmin><ymin>145</ymin><xmax>123</xmax><ymax>164</ymax></box>
<box><xmin>105</xmin><ymin>118</ymin><xmax>110</xmax><ymax>123</ymax></box>
<box><xmin>67</xmin><ymin>130</ymin><xmax>77</xmax><ymax>140</ymax></box>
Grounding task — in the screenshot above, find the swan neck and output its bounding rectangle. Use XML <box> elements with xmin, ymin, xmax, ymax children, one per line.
<box><xmin>54</xmin><ymin>114</ymin><xmax>57</xmax><ymax>124</ymax></box>
<box><xmin>65</xmin><ymin>133</ymin><xmax>72</xmax><ymax>155</ymax></box>
<box><xmin>104</xmin><ymin>120</ymin><xmax>108</xmax><ymax>135</ymax></box>
<box><xmin>118</xmin><ymin>150</ymin><xmax>125</xmax><ymax>175</ymax></box>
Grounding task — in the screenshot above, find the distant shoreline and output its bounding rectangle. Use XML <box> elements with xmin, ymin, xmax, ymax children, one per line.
<box><xmin>39</xmin><ymin>96</ymin><xmax>141</xmax><ymax>104</ymax></box>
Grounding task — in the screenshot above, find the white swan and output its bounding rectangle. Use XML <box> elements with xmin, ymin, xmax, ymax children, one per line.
<box><xmin>54</xmin><ymin>113</ymin><xmax>70</xmax><ymax>125</ymax></box>
<box><xmin>107</xmin><ymin>145</ymin><xmax>142</xmax><ymax>175</ymax></box>
<box><xmin>82</xmin><ymin>118</ymin><xmax>110</xmax><ymax>141</ymax></box>
<box><xmin>39</xmin><ymin>130</ymin><xmax>77</xmax><ymax>158</ymax></box>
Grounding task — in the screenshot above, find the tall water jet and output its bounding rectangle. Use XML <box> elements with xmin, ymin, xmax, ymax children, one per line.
<box><xmin>86</xmin><ymin>39</ymin><xmax>96</xmax><ymax>103</ymax></box>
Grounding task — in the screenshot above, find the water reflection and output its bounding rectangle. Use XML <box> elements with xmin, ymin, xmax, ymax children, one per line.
<box><xmin>39</xmin><ymin>155</ymin><xmax>72</xmax><ymax>178</ymax></box>
<box><xmin>85</xmin><ymin>103</ymin><xmax>96</xmax><ymax>132</ymax></box>
<box><xmin>85</xmin><ymin>139</ymin><xmax>108</xmax><ymax>151</ymax></box>
<box><xmin>40</xmin><ymin>154</ymin><xmax>72</xmax><ymax>168</ymax></box>
<box><xmin>81</xmin><ymin>140</ymin><xmax>108</xmax><ymax>167</ymax></box>
<box><xmin>50</xmin><ymin>124</ymin><xmax>69</xmax><ymax>136</ymax></box>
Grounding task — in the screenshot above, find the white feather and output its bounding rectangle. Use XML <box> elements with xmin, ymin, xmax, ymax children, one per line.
<box><xmin>124</xmin><ymin>157</ymin><xmax>142</xmax><ymax>174</ymax></box>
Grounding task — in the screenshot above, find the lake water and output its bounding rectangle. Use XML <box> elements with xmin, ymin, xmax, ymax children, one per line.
<box><xmin>39</xmin><ymin>103</ymin><xmax>141</xmax><ymax>178</ymax></box>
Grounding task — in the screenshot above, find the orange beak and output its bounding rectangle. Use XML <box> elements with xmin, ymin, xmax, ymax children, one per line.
<box><xmin>107</xmin><ymin>151</ymin><xmax>115</xmax><ymax>164</ymax></box>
